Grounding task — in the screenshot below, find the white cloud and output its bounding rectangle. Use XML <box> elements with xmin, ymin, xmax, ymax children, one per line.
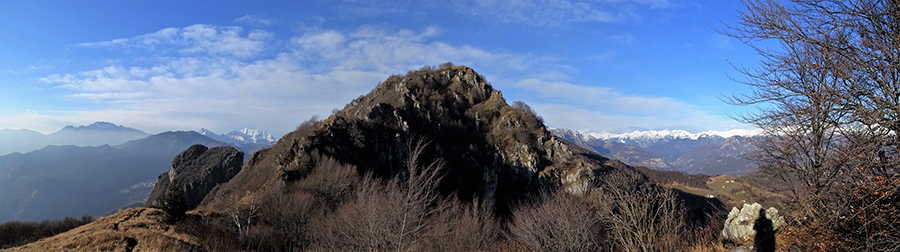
<box><xmin>37</xmin><ymin>24</ymin><xmax>547</xmax><ymax>135</ymax></box>
<box><xmin>515</xmin><ymin>78</ymin><xmax>693</xmax><ymax>116</ymax></box>
<box><xmin>76</xmin><ymin>25</ymin><xmax>271</xmax><ymax>58</ymax></box>
<box><xmin>451</xmin><ymin>0</ymin><xmax>615</xmax><ymax>27</ymax></box>
<box><xmin>234</xmin><ymin>15</ymin><xmax>276</xmax><ymax>26</ymax></box>
<box><xmin>31</xmin><ymin>22</ymin><xmax>737</xmax><ymax>137</ymax></box>
<box><xmin>533</xmin><ymin>103</ymin><xmax>745</xmax><ymax>134</ymax></box>
<box><xmin>290</xmin><ymin>26</ymin><xmax>511</xmax><ymax>74</ymax></box>
<box><xmin>449</xmin><ymin>0</ymin><xmax>670</xmax><ymax>27</ymax></box>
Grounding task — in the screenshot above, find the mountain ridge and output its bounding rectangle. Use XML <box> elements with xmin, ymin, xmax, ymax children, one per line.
<box><xmin>0</xmin><ymin>131</ymin><xmax>226</xmax><ymax>222</ymax></box>
<box><xmin>552</xmin><ymin>128</ymin><xmax>760</xmax><ymax>176</ymax></box>
<box><xmin>0</xmin><ymin>122</ymin><xmax>149</xmax><ymax>155</ymax></box>
<box><xmin>201</xmin><ymin>64</ymin><xmax>598</xmax><ymax>215</ymax></box>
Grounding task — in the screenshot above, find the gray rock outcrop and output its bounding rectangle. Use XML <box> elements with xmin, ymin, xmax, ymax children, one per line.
<box><xmin>146</xmin><ymin>144</ymin><xmax>243</xmax><ymax>209</ymax></box>
<box><xmin>721</xmin><ymin>203</ymin><xmax>785</xmax><ymax>242</ymax></box>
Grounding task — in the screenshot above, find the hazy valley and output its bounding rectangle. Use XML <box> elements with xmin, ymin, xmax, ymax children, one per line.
<box><xmin>0</xmin><ymin>124</ymin><xmax>277</xmax><ymax>223</ymax></box>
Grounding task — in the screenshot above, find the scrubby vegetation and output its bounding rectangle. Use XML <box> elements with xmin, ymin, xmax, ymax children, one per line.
<box><xmin>134</xmin><ymin>139</ymin><xmax>726</xmax><ymax>251</ymax></box>
<box><xmin>723</xmin><ymin>0</ymin><xmax>900</xmax><ymax>250</ymax></box>
<box><xmin>0</xmin><ymin>215</ymin><xmax>94</xmax><ymax>249</ymax></box>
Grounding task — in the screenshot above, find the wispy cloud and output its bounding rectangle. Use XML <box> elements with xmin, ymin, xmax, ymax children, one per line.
<box><xmin>234</xmin><ymin>15</ymin><xmax>276</xmax><ymax>26</ymax></box>
<box><xmin>449</xmin><ymin>0</ymin><xmax>670</xmax><ymax>27</ymax></box>
<box><xmin>77</xmin><ymin>25</ymin><xmax>272</xmax><ymax>58</ymax></box>
<box><xmin>37</xmin><ymin>24</ymin><xmax>542</xmax><ymax>134</ymax></box>
<box><xmin>515</xmin><ymin>78</ymin><xmax>693</xmax><ymax>116</ymax></box>
<box><xmin>291</xmin><ymin>25</ymin><xmax>506</xmax><ymax>74</ymax></box>
<box><xmin>31</xmin><ymin>21</ymin><xmax>735</xmax><ymax>136</ymax></box>
<box><xmin>533</xmin><ymin>103</ymin><xmax>745</xmax><ymax>134</ymax></box>
<box><xmin>451</xmin><ymin>0</ymin><xmax>614</xmax><ymax>27</ymax></box>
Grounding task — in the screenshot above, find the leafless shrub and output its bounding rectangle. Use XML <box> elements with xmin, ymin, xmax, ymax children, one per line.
<box><xmin>0</xmin><ymin>215</ymin><xmax>94</xmax><ymax>248</ymax></box>
<box><xmin>174</xmin><ymin>216</ymin><xmax>241</xmax><ymax>252</ymax></box>
<box><xmin>227</xmin><ymin>194</ymin><xmax>261</xmax><ymax>242</ymax></box>
<box><xmin>508</xmin><ymin>191</ymin><xmax>602</xmax><ymax>252</ymax></box>
<box><xmin>242</xmin><ymin>223</ymin><xmax>280</xmax><ymax>251</ymax></box>
<box><xmin>721</xmin><ymin>0</ymin><xmax>900</xmax><ymax>249</ymax></box>
<box><xmin>426</xmin><ymin>197</ymin><xmax>500</xmax><ymax>251</ymax></box>
<box><xmin>513</xmin><ymin>100</ymin><xmax>544</xmax><ymax>123</ymax></box>
<box><xmin>295</xmin><ymin>115</ymin><xmax>319</xmax><ymax>133</ymax></box>
<box><xmin>594</xmin><ymin>171</ymin><xmax>685</xmax><ymax>252</ymax></box>
<box><xmin>322</xmin><ymin>137</ymin><xmax>445</xmax><ymax>251</ymax></box>
<box><xmin>259</xmin><ymin>189</ymin><xmax>316</xmax><ymax>251</ymax></box>
<box><xmin>297</xmin><ymin>154</ymin><xmax>359</xmax><ymax>210</ymax></box>
<box><xmin>419</xmin><ymin>64</ymin><xmax>437</xmax><ymax>72</ymax></box>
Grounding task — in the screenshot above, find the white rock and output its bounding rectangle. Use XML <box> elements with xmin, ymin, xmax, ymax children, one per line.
<box><xmin>721</xmin><ymin>203</ymin><xmax>785</xmax><ymax>242</ymax></box>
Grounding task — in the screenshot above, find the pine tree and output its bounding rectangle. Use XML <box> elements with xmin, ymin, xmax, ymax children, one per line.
<box><xmin>162</xmin><ymin>179</ymin><xmax>187</xmax><ymax>224</ymax></box>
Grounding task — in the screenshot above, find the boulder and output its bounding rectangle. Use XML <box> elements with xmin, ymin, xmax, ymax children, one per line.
<box><xmin>146</xmin><ymin>144</ymin><xmax>243</xmax><ymax>209</ymax></box>
<box><xmin>721</xmin><ymin>202</ymin><xmax>785</xmax><ymax>242</ymax></box>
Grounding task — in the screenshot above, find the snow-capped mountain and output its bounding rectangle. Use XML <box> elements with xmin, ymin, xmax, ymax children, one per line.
<box><xmin>552</xmin><ymin>128</ymin><xmax>761</xmax><ymax>176</ymax></box>
<box><xmin>197</xmin><ymin>128</ymin><xmax>276</xmax><ymax>157</ymax></box>
<box><xmin>198</xmin><ymin>128</ymin><xmax>276</xmax><ymax>145</ymax></box>
<box><xmin>588</xmin><ymin>129</ymin><xmax>760</xmax><ymax>148</ymax></box>
<box><xmin>225</xmin><ymin>128</ymin><xmax>276</xmax><ymax>145</ymax></box>
<box><xmin>551</xmin><ymin>128</ymin><xmax>671</xmax><ymax>170</ymax></box>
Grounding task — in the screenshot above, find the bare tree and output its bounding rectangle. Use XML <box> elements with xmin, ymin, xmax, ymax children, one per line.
<box><xmin>394</xmin><ymin>138</ymin><xmax>446</xmax><ymax>252</ymax></box>
<box><xmin>227</xmin><ymin>194</ymin><xmax>260</xmax><ymax>241</ymax></box>
<box><xmin>593</xmin><ymin>171</ymin><xmax>685</xmax><ymax>252</ymax></box>
<box><xmin>508</xmin><ymin>191</ymin><xmax>602</xmax><ymax>252</ymax></box>
<box><xmin>722</xmin><ymin>0</ymin><xmax>900</xmax><ymax>250</ymax></box>
<box><xmin>325</xmin><ymin>137</ymin><xmax>445</xmax><ymax>251</ymax></box>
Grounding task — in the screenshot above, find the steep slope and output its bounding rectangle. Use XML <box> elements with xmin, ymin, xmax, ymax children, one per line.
<box><xmin>146</xmin><ymin>145</ymin><xmax>243</xmax><ymax>209</ymax></box>
<box><xmin>0</xmin><ymin>131</ymin><xmax>224</xmax><ymax>222</ymax></box>
<box><xmin>202</xmin><ymin>65</ymin><xmax>594</xmax><ymax>213</ymax></box>
<box><xmin>5</xmin><ymin>208</ymin><xmax>210</xmax><ymax>252</ymax></box>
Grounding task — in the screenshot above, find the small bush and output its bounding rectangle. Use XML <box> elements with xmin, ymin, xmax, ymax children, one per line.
<box><xmin>0</xmin><ymin>215</ymin><xmax>94</xmax><ymax>248</ymax></box>
<box><xmin>509</xmin><ymin>191</ymin><xmax>602</xmax><ymax>252</ymax></box>
<box><xmin>594</xmin><ymin>171</ymin><xmax>687</xmax><ymax>252</ymax></box>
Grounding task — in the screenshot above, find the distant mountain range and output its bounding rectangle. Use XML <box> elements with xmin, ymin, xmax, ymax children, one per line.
<box><xmin>0</xmin><ymin>131</ymin><xmax>225</xmax><ymax>222</ymax></box>
<box><xmin>0</xmin><ymin>122</ymin><xmax>149</xmax><ymax>155</ymax></box>
<box><xmin>0</xmin><ymin>122</ymin><xmax>278</xmax><ymax>156</ymax></box>
<box><xmin>551</xmin><ymin>128</ymin><xmax>760</xmax><ymax>176</ymax></box>
<box><xmin>0</xmin><ymin>122</ymin><xmax>279</xmax><ymax>222</ymax></box>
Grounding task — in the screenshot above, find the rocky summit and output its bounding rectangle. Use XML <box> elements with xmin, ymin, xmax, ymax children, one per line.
<box><xmin>146</xmin><ymin>144</ymin><xmax>243</xmax><ymax>209</ymax></box>
<box><xmin>202</xmin><ymin>65</ymin><xmax>594</xmax><ymax>213</ymax></box>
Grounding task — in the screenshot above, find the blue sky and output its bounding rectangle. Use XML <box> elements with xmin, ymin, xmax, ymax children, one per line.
<box><xmin>0</xmin><ymin>0</ymin><xmax>763</xmax><ymax>136</ymax></box>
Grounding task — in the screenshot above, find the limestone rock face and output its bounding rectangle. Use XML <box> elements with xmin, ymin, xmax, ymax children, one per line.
<box><xmin>721</xmin><ymin>202</ymin><xmax>786</xmax><ymax>242</ymax></box>
<box><xmin>146</xmin><ymin>144</ymin><xmax>243</xmax><ymax>209</ymax></box>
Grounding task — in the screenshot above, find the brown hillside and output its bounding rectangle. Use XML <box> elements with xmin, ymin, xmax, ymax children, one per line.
<box><xmin>6</xmin><ymin>208</ymin><xmax>206</xmax><ymax>252</ymax></box>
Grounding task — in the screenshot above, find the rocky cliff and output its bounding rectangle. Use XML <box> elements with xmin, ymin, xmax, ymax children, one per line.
<box><xmin>146</xmin><ymin>144</ymin><xmax>243</xmax><ymax>209</ymax></box>
<box><xmin>201</xmin><ymin>65</ymin><xmax>594</xmax><ymax>213</ymax></box>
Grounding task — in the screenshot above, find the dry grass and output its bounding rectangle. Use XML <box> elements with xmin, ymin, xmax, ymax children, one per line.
<box><xmin>6</xmin><ymin>208</ymin><xmax>206</xmax><ymax>252</ymax></box>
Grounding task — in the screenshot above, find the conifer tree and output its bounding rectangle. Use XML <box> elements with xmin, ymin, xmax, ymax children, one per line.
<box><xmin>162</xmin><ymin>179</ymin><xmax>187</xmax><ymax>224</ymax></box>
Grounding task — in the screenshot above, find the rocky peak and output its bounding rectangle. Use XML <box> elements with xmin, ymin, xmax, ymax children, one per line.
<box><xmin>146</xmin><ymin>144</ymin><xmax>243</xmax><ymax>210</ymax></box>
<box><xmin>202</xmin><ymin>64</ymin><xmax>593</xmax><ymax>214</ymax></box>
